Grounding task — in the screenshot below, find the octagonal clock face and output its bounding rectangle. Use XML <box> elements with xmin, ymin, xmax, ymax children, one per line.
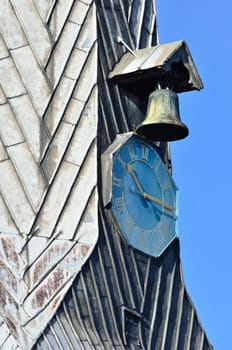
<box><xmin>111</xmin><ymin>135</ymin><xmax>178</xmax><ymax>257</ymax></box>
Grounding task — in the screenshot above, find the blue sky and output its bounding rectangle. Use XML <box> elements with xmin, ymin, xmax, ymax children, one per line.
<box><xmin>156</xmin><ymin>1</ymin><xmax>231</xmax><ymax>349</ymax></box>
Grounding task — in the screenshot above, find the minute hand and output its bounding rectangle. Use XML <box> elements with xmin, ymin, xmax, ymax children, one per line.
<box><xmin>143</xmin><ymin>193</ymin><xmax>175</xmax><ymax>212</ymax></box>
<box><xmin>126</xmin><ymin>164</ymin><xmax>144</xmax><ymax>193</ymax></box>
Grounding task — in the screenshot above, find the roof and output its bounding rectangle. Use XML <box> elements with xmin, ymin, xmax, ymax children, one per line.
<box><xmin>0</xmin><ymin>1</ymin><xmax>98</xmax><ymax>348</ymax></box>
<box><xmin>109</xmin><ymin>40</ymin><xmax>203</xmax><ymax>95</ymax></box>
<box><xmin>0</xmin><ymin>1</ymin><xmax>212</xmax><ymax>349</ymax></box>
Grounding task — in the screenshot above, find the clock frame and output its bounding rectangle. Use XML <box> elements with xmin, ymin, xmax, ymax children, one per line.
<box><xmin>102</xmin><ymin>133</ymin><xmax>179</xmax><ymax>257</ymax></box>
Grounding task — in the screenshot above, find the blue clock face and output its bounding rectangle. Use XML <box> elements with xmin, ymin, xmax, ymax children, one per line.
<box><xmin>111</xmin><ymin>136</ymin><xmax>178</xmax><ymax>257</ymax></box>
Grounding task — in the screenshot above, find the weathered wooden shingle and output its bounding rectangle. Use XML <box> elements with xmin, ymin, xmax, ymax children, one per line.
<box><xmin>34</xmin><ymin>0</ymin><xmax>55</xmax><ymax>20</ymax></box>
<box><xmin>56</xmin><ymin>146</ymin><xmax>97</xmax><ymax>240</ymax></box>
<box><xmin>0</xmin><ymin>161</ymin><xmax>35</xmax><ymax>234</ymax></box>
<box><xmin>0</xmin><ymin>194</ymin><xmax>19</xmax><ymax>235</ymax></box>
<box><xmin>0</xmin><ymin>1</ymin><xmax>27</xmax><ymax>49</ymax></box>
<box><xmin>70</xmin><ymin>0</ymin><xmax>90</xmax><ymax>25</ymax></box>
<box><xmin>65</xmin><ymin>89</ymin><xmax>97</xmax><ymax>167</ymax></box>
<box><xmin>11</xmin><ymin>46</ymin><xmax>51</xmax><ymax>115</ymax></box>
<box><xmin>46</xmin><ymin>21</ymin><xmax>81</xmax><ymax>87</ymax></box>
<box><xmin>0</xmin><ymin>103</ymin><xmax>24</xmax><ymax>146</ymax></box>
<box><xmin>44</xmin><ymin>76</ymin><xmax>76</xmax><ymax>138</ymax></box>
<box><xmin>9</xmin><ymin>95</ymin><xmax>49</xmax><ymax>161</ymax></box>
<box><xmin>10</xmin><ymin>0</ymin><xmax>52</xmax><ymax>65</ymax></box>
<box><xmin>0</xmin><ymin>57</ymin><xmax>26</xmax><ymax>98</ymax></box>
<box><xmin>0</xmin><ymin>35</ymin><xmax>9</xmax><ymax>59</ymax></box>
<box><xmin>35</xmin><ymin>160</ymin><xmax>80</xmax><ymax>239</ymax></box>
<box><xmin>63</xmin><ymin>97</ymin><xmax>85</xmax><ymax>125</ymax></box>
<box><xmin>72</xmin><ymin>44</ymin><xmax>97</xmax><ymax>101</ymax></box>
<box><xmin>49</xmin><ymin>0</ymin><xmax>76</xmax><ymax>40</ymax></box>
<box><xmin>0</xmin><ymin>85</ymin><xmax>6</xmax><ymax>104</ymax></box>
<box><xmin>42</xmin><ymin>121</ymin><xmax>75</xmax><ymax>181</ymax></box>
<box><xmin>7</xmin><ymin>142</ymin><xmax>46</xmax><ymax>210</ymax></box>
<box><xmin>0</xmin><ymin>140</ymin><xmax>7</xmax><ymax>162</ymax></box>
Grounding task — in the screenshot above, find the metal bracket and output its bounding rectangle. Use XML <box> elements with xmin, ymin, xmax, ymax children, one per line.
<box><xmin>117</xmin><ymin>36</ymin><xmax>136</xmax><ymax>56</ymax></box>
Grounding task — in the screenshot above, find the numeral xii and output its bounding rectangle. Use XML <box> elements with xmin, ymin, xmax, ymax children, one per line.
<box><xmin>141</xmin><ymin>144</ymin><xmax>149</xmax><ymax>160</ymax></box>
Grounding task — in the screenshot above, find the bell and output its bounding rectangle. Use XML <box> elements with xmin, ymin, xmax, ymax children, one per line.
<box><xmin>136</xmin><ymin>88</ymin><xmax>189</xmax><ymax>141</ymax></box>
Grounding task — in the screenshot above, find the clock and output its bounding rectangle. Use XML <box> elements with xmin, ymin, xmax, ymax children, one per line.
<box><xmin>110</xmin><ymin>135</ymin><xmax>178</xmax><ymax>257</ymax></box>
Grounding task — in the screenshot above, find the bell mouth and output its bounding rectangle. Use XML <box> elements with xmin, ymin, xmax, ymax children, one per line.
<box><xmin>136</xmin><ymin>123</ymin><xmax>189</xmax><ymax>141</ymax></box>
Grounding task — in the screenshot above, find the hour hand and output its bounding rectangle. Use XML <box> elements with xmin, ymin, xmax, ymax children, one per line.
<box><xmin>143</xmin><ymin>192</ymin><xmax>175</xmax><ymax>212</ymax></box>
<box><xmin>126</xmin><ymin>164</ymin><xmax>175</xmax><ymax>212</ymax></box>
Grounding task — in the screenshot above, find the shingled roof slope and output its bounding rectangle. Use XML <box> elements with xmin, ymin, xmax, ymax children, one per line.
<box><xmin>0</xmin><ymin>1</ymin><xmax>98</xmax><ymax>348</ymax></box>
<box><xmin>0</xmin><ymin>1</ymin><xmax>213</xmax><ymax>349</ymax></box>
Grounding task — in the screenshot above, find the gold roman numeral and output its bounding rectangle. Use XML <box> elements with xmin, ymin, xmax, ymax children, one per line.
<box><xmin>141</xmin><ymin>144</ymin><xmax>149</xmax><ymax>161</ymax></box>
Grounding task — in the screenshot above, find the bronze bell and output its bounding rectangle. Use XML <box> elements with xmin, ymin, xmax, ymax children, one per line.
<box><xmin>136</xmin><ymin>88</ymin><xmax>189</xmax><ymax>141</ymax></box>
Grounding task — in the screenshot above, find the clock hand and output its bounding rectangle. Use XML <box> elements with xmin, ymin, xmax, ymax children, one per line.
<box><xmin>126</xmin><ymin>164</ymin><xmax>175</xmax><ymax>212</ymax></box>
<box><xmin>127</xmin><ymin>164</ymin><xmax>151</xmax><ymax>208</ymax></box>
<box><xmin>143</xmin><ymin>193</ymin><xmax>175</xmax><ymax>212</ymax></box>
<box><xmin>126</xmin><ymin>163</ymin><xmax>144</xmax><ymax>193</ymax></box>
